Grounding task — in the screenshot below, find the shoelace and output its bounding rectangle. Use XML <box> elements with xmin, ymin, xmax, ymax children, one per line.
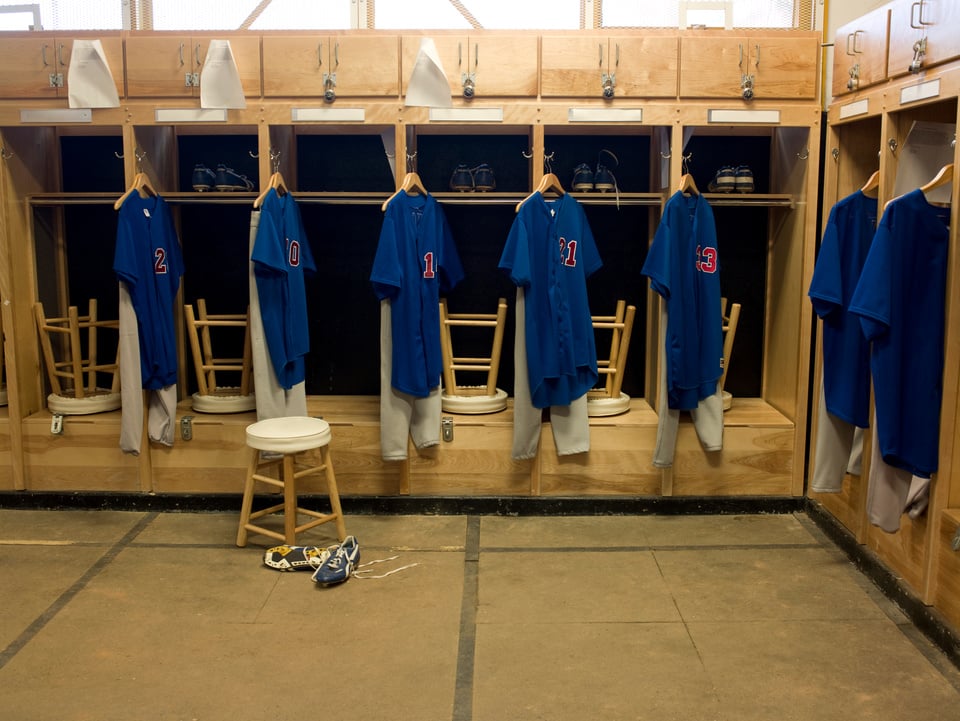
<box><xmin>352</xmin><ymin>555</ymin><xmax>419</xmax><ymax>580</ymax></box>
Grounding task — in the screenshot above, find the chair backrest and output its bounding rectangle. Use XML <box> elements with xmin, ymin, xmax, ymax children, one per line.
<box><xmin>34</xmin><ymin>299</ymin><xmax>119</xmax><ymax>399</ymax></box>
<box><xmin>590</xmin><ymin>300</ymin><xmax>636</xmax><ymax>400</ymax></box>
<box><xmin>439</xmin><ymin>297</ymin><xmax>508</xmax><ymax>398</ymax></box>
<box><xmin>184</xmin><ymin>298</ymin><xmax>252</xmax><ymax>397</ymax></box>
<box><xmin>720</xmin><ymin>297</ymin><xmax>742</xmax><ymax>392</ymax></box>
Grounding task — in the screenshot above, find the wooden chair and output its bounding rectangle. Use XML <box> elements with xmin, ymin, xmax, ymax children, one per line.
<box><xmin>720</xmin><ymin>297</ymin><xmax>742</xmax><ymax>411</ymax></box>
<box><xmin>588</xmin><ymin>300</ymin><xmax>636</xmax><ymax>416</ymax></box>
<box><xmin>34</xmin><ymin>299</ymin><xmax>121</xmax><ymax>414</ymax></box>
<box><xmin>184</xmin><ymin>298</ymin><xmax>255</xmax><ymax>413</ymax></box>
<box><xmin>439</xmin><ymin>297</ymin><xmax>509</xmax><ymax>414</ymax></box>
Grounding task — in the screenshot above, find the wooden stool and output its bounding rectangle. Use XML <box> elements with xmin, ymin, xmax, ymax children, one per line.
<box><xmin>236</xmin><ymin>416</ymin><xmax>347</xmax><ymax>547</ymax></box>
<box><xmin>184</xmin><ymin>299</ymin><xmax>256</xmax><ymax>413</ymax></box>
<box><xmin>439</xmin><ymin>297</ymin><xmax>509</xmax><ymax>414</ymax></box>
<box><xmin>588</xmin><ymin>300</ymin><xmax>636</xmax><ymax>416</ymax></box>
<box><xmin>34</xmin><ymin>299</ymin><xmax>121</xmax><ymax>415</ymax></box>
<box><xmin>720</xmin><ymin>297</ymin><xmax>742</xmax><ymax>411</ymax></box>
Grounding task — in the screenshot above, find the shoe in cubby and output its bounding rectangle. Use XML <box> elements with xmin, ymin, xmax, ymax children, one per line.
<box><xmin>572</xmin><ymin>163</ymin><xmax>595</xmax><ymax>191</ymax></box>
<box><xmin>473</xmin><ymin>163</ymin><xmax>496</xmax><ymax>192</ymax></box>
<box><xmin>450</xmin><ymin>164</ymin><xmax>474</xmax><ymax>192</ymax></box>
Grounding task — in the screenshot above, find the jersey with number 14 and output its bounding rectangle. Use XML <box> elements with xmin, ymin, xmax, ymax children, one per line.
<box><xmin>642</xmin><ymin>191</ymin><xmax>722</xmax><ymax>410</ymax></box>
<box><xmin>371</xmin><ymin>192</ymin><xmax>464</xmax><ymax>398</ymax></box>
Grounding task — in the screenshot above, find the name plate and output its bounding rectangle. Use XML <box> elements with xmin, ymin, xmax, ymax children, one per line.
<box><xmin>900</xmin><ymin>79</ymin><xmax>941</xmax><ymax>105</ymax></box>
<box><xmin>154</xmin><ymin>108</ymin><xmax>228</xmax><ymax>123</ymax></box>
<box><xmin>429</xmin><ymin>107</ymin><xmax>503</xmax><ymax>122</ymax></box>
<box><xmin>20</xmin><ymin>108</ymin><xmax>92</xmax><ymax>123</ymax></box>
<box><xmin>568</xmin><ymin>108</ymin><xmax>643</xmax><ymax>123</ymax></box>
<box><xmin>708</xmin><ymin>109</ymin><xmax>781</xmax><ymax>124</ymax></box>
<box><xmin>291</xmin><ymin>107</ymin><xmax>366</xmax><ymax>122</ymax></box>
<box><xmin>839</xmin><ymin>99</ymin><xmax>869</xmax><ymax>120</ymax></box>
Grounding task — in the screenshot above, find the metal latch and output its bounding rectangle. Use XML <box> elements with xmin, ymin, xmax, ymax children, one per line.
<box><xmin>48</xmin><ymin>73</ymin><xmax>64</xmax><ymax>88</ymax></box>
<box><xmin>180</xmin><ymin>415</ymin><xmax>193</xmax><ymax>441</ymax></box>
<box><xmin>50</xmin><ymin>413</ymin><xmax>64</xmax><ymax>435</ymax></box>
<box><xmin>441</xmin><ymin>416</ymin><xmax>454</xmax><ymax>442</ymax></box>
<box><xmin>909</xmin><ymin>37</ymin><xmax>927</xmax><ymax>73</ymax></box>
<box><xmin>184</xmin><ymin>72</ymin><xmax>200</xmax><ymax>87</ymax></box>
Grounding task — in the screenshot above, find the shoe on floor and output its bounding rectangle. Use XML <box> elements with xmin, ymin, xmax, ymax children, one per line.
<box><xmin>192</xmin><ymin>163</ymin><xmax>216</xmax><ymax>192</ymax></box>
<box><xmin>572</xmin><ymin>162</ymin><xmax>594</xmax><ymax>191</ymax></box>
<box><xmin>708</xmin><ymin>165</ymin><xmax>737</xmax><ymax>193</ymax></box>
<box><xmin>593</xmin><ymin>149</ymin><xmax>618</xmax><ymax>192</ymax></box>
<box><xmin>214</xmin><ymin>164</ymin><xmax>254</xmax><ymax>191</ymax></box>
<box><xmin>472</xmin><ymin>163</ymin><xmax>496</xmax><ymax>191</ymax></box>
<box><xmin>263</xmin><ymin>544</ymin><xmax>335</xmax><ymax>572</ymax></box>
<box><xmin>450</xmin><ymin>164</ymin><xmax>474</xmax><ymax>191</ymax></box>
<box><xmin>734</xmin><ymin>165</ymin><xmax>755</xmax><ymax>193</ymax></box>
<box><xmin>311</xmin><ymin>536</ymin><xmax>361</xmax><ymax>585</ymax></box>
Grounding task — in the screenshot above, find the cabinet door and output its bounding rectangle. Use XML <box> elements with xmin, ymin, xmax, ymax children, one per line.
<box><xmin>401</xmin><ymin>34</ymin><xmax>465</xmax><ymax>97</ymax></box>
<box><xmin>612</xmin><ymin>35</ymin><xmax>679</xmax><ymax>98</ymax></box>
<box><xmin>60</xmin><ymin>36</ymin><xmax>125</xmax><ymax>99</ymax></box>
<box><xmin>679</xmin><ymin>34</ymin><xmax>747</xmax><ymax>97</ymax></box>
<box><xmin>467</xmin><ymin>35</ymin><xmax>539</xmax><ymax>97</ymax></box>
<box><xmin>681</xmin><ymin>33</ymin><xmax>818</xmax><ymax>99</ymax></box>
<box><xmin>541</xmin><ymin>35</ymin><xmax>608</xmax><ymax>98</ymax></box>
<box><xmin>889</xmin><ymin>0</ymin><xmax>960</xmax><ymax>77</ymax></box>
<box><xmin>125</xmin><ymin>35</ymin><xmax>197</xmax><ymax>98</ymax></box>
<box><xmin>0</xmin><ymin>34</ymin><xmax>63</xmax><ymax>98</ymax></box>
<box><xmin>833</xmin><ymin>9</ymin><xmax>891</xmax><ymax>95</ymax></box>
<box><xmin>264</xmin><ymin>35</ymin><xmax>397</xmax><ymax>98</ymax></box>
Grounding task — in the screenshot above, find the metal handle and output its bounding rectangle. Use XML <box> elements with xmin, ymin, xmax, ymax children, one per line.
<box><xmin>754</xmin><ymin>44</ymin><xmax>760</xmax><ymax>68</ymax></box>
<box><xmin>41</xmin><ymin>43</ymin><xmax>49</xmax><ymax>67</ymax></box>
<box><xmin>599</xmin><ymin>43</ymin><xmax>604</xmax><ymax>67</ymax></box>
<box><xmin>739</xmin><ymin>43</ymin><xmax>744</xmax><ymax>68</ymax></box>
<box><xmin>474</xmin><ymin>43</ymin><xmax>478</xmax><ymax>70</ymax></box>
<box><xmin>910</xmin><ymin>0</ymin><xmax>933</xmax><ymax>28</ymax></box>
<box><xmin>178</xmin><ymin>42</ymin><xmax>184</xmax><ymax>67</ymax></box>
<box><xmin>57</xmin><ymin>43</ymin><xmax>65</xmax><ymax>67</ymax></box>
<box><xmin>318</xmin><ymin>41</ymin><xmax>322</xmax><ymax>67</ymax></box>
<box><xmin>334</xmin><ymin>41</ymin><xmax>339</xmax><ymax>68</ymax></box>
<box><xmin>458</xmin><ymin>42</ymin><xmax>462</xmax><ymax>68</ymax></box>
<box><xmin>845</xmin><ymin>33</ymin><xmax>855</xmax><ymax>56</ymax></box>
<box><xmin>195</xmin><ymin>43</ymin><xmax>201</xmax><ymax>67</ymax></box>
<box><xmin>615</xmin><ymin>43</ymin><xmax>620</xmax><ymax>67</ymax></box>
<box><xmin>853</xmin><ymin>30</ymin><xmax>864</xmax><ymax>54</ymax></box>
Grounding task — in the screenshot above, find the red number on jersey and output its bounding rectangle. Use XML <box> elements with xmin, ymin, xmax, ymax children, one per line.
<box><xmin>154</xmin><ymin>248</ymin><xmax>167</xmax><ymax>274</ymax></box>
<box><xmin>423</xmin><ymin>251</ymin><xmax>436</xmax><ymax>279</ymax></box>
<box><xmin>558</xmin><ymin>237</ymin><xmax>578</xmax><ymax>267</ymax></box>
<box><xmin>288</xmin><ymin>239</ymin><xmax>300</xmax><ymax>267</ymax></box>
<box><xmin>695</xmin><ymin>245</ymin><xmax>718</xmax><ymax>274</ymax></box>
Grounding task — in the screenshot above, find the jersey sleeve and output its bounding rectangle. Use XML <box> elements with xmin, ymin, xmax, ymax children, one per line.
<box><xmin>578</xmin><ymin>206</ymin><xmax>603</xmax><ymax>278</ymax></box>
<box><xmin>437</xmin><ymin>210</ymin><xmax>464</xmax><ymax>292</ymax></box>
<box><xmin>112</xmin><ymin>204</ymin><xmax>141</xmax><ymax>287</ymax></box>
<box><xmin>498</xmin><ymin>210</ymin><xmax>531</xmax><ymax>287</ymax></box>
<box><xmin>370</xmin><ymin>208</ymin><xmax>402</xmax><ymax>300</ymax></box>
<box><xmin>251</xmin><ymin>202</ymin><xmax>288</xmax><ymax>276</ymax></box>
<box><xmin>848</xmin><ymin>221</ymin><xmax>892</xmax><ymax>341</ymax></box>
<box><xmin>808</xmin><ymin>208</ymin><xmax>843</xmax><ymax>319</ymax></box>
<box><xmin>641</xmin><ymin>212</ymin><xmax>672</xmax><ymax>299</ymax></box>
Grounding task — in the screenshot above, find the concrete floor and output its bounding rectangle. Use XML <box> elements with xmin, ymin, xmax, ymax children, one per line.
<box><xmin>1</xmin><ymin>509</ymin><xmax>959</xmax><ymax>721</ymax></box>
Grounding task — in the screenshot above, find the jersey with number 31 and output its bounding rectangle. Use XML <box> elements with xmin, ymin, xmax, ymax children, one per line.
<box><xmin>642</xmin><ymin>191</ymin><xmax>722</xmax><ymax>410</ymax></box>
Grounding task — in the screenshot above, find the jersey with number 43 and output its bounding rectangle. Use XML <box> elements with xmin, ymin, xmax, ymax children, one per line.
<box><xmin>371</xmin><ymin>192</ymin><xmax>464</xmax><ymax>398</ymax></box>
<box><xmin>642</xmin><ymin>191</ymin><xmax>722</xmax><ymax>410</ymax></box>
<box><xmin>113</xmin><ymin>192</ymin><xmax>184</xmax><ymax>389</ymax></box>
<box><xmin>500</xmin><ymin>192</ymin><xmax>603</xmax><ymax>409</ymax></box>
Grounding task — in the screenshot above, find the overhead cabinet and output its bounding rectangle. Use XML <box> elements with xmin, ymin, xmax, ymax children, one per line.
<box><xmin>888</xmin><ymin>0</ymin><xmax>960</xmax><ymax>78</ymax></box>
<box><xmin>540</xmin><ymin>34</ymin><xmax>679</xmax><ymax>99</ymax></box>
<box><xmin>124</xmin><ymin>33</ymin><xmax>261</xmax><ymax>98</ymax></box>
<box><xmin>679</xmin><ymin>31</ymin><xmax>819</xmax><ymax>100</ymax></box>
<box><xmin>400</xmin><ymin>34</ymin><xmax>539</xmax><ymax>98</ymax></box>
<box><xmin>831</xmin><ymin>6</ymin><xmax>891</xmax><ymax>97</ymax></box>
<box><xmin>0</xmin><ymin>32</ymin><xmax>123</xmax><ymax>99</ymax></box>
<box><xmin>262</xmin><ymin>34</ymin><xmax>400</xmax><ymax>99</ymax></box>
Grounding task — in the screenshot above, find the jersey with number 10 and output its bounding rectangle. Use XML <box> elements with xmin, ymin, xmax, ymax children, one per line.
<box><xmin>499</xmin><ymin>192</ymin><xmax>602</xmax><ymax>409</ymax></box>
<box><xmin>642</xmin><ymin>191</ymin><xmax>722</xmax><ymax>410</ymax></box>
<box><xmin>113</xmin><ymin>193</ymin><xmax>183</xmax><ymax>390</ymax></box>
<box><xmin>371</xmin><ymin>192</ymin><xmax>464</xmax><ymax>398</ymax></box>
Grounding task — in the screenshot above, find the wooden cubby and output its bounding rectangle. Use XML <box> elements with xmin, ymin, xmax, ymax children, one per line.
<box><xmin>811</xmin><ymin>0</ymin><xmax>960</xmax><ymax>635</ymax></box>
<box><xmin>0</xmin><ymin>27</ymin><xmax>820</xmax><ymax>501</ymax></box>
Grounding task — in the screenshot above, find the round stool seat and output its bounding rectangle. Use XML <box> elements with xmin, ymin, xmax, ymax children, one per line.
<box><xmin>191</xmin><ymin>390</ymin><xmax>257</xmax><ymax>414</ymax></box>
<box><xmin>441</xmin><ymin>387</ymin><xmax>508</xmax><ymax>414</ymax></box>
<box><xmin>47</xmin><ymin>390</ymin><xmax>122</xmax><ymax>415</ymax></box>
<box><xmin>587</xmin><ymin>391</ymin><xmax>631</xmax><ymax>417</ymax></box>
<box><xmin>245</xmin><ymin>416</ymin><xmax>331</xmax><ymax>454</ymax></box>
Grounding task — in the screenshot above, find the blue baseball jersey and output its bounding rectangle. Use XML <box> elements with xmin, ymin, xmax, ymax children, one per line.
<box><xmin>849</xmin><ymin>189</ymin><xmax>950</xmax><ymax>478</ymax></box>
<box><xmin>808</xmin><ymin>190</ymin><xmax>878</xmax><ymax>428</ymax></box>
<box><xmin>499</xmin><ymin>192</ymin><xmax>602</xmax><ymax>409</ymax></box>
<box><xmin>113</xmin><ymin>193</ymin><xmax>183</xmax><ymax>389</ymax></box>
<box><xmin>641</xmin><ymin>191</ymin><xmax>722</xmax><ymax>410</ymax></box>
<box><xmin>371</xmin><ymin>192</ymin><xmax>464</xmax><ymax>398</ymax></box>
<box><xmin>251</xmin><ymin>189</ymin><xmax>316</xmax><ymax>390</ymax></box>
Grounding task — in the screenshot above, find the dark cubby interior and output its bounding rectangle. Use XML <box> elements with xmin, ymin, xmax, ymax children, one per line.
<box><xmin>416</xmin><ymin>134</ymin><xmax>530</xmax><ymax>193</ymax></box>
<box><xmin>544</xmin><ymin>134</ymin><xmax>652</xmax><ymax>193</ymax></box>
<box><xmin>296</xmin><ymin>134</ymin><xmax>395</xmax><ymax>193</ymax></box>
<box><xmin>177</xmin><ymin>134</ymin><xmax>260</xmax><ymax>192</ymax></box>
<box><xmin>60</xmin><ymin>135</ymin><xmax>125</xmax><ymax>193</ymax></box>
<box><xmin>683</xmin><ymin>134</ymin><xmax>770</xmax><ymax>193</ymax></box>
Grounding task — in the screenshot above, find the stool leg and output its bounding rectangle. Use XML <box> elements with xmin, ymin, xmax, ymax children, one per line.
<box><xmin>236</xmin><ymin>446</ymin><xmax>260</xmax><ymax>547</ymax></box>
<box><xmin>322</xmin><ymin>446</ymin><xmax>347</xmax><ymax>541</ymax></box>
<box><xmin>283</xmin><ymin>453</ymin><xmax>297</xmax><ymax>544</ymax></box>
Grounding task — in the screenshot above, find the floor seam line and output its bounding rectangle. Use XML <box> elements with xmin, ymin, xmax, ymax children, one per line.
<box><xmin>452</xmin><ymin>515</ymin><xmax>480</xmax><ymax>721</ymax></box>
<box><xmin>0</xmin><ymin>512</ymin><xmax>157</xmax><ymax>672</ymax></box>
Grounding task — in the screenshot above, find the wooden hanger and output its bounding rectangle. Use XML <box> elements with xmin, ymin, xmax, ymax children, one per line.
<box><xmin>381</xmin><ymin>171</ymin><xmax>428</xmax><ymax>211</ymax></box>
<box><xmin>920</xmin><ymin>163</ymin><xmax>953</xmax><ymax>194</ymax></box>
<box><xmin>254</xmin><ymin>171</ymin><xmax>289</xmax><ymax>208</ymax></box>
<box><xmin>515</xmin><ymin>172</ymin><xmax>564</xmax><ymax>212</ymax></box>
<box><xmin>677</xmin><ymin>173</ymin><xmax>699</xmax><ymax>195</ymax></box>
<box><xmin>114</xmin><ymin>172</ymin><xmax>157</xmax><ymax>210</ymax></box>
<box><xmin>859</xmin><ymin>170</ymin><xmax>880</xmax><ymax>197</ymax></box>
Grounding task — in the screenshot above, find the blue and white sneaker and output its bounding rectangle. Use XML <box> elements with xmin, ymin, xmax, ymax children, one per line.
<box><xmin>192</xmin><ymin>163</ymin><xmax>217</xmax><ymax>191</ymax></box>
<box><xmin>311</xmin><ymin>536</ymin><xmax>361</xmax><ymax>585</ymax></box>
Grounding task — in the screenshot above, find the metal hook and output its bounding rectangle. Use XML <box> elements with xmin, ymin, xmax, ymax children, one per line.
<box><xmin>659</xmin><ymin>151</ymin><xmax>672</xmax><ymax>160</ymax></box>
<box><xmin>522</xmin><ymin>149</ymin><xmax>534</xmax><ymax>159</ymax></box>
<box><xmin>888</xmin><ymin>138</ymin><xmax>898</xmax><ymax>154</ymax></box>
<box><xmin>114</xmin><ymin>151</ymin><xmax>124</xmax><ymax>159</ymax></box>
<box><xmin>544</xmin><ymin>151</ymin><xmax>555</xmax><ymax>175</ymax></box>
<box><xmin>134</xmin><ymin>148</ymin><xmax>146</xmax><ymax>172</ymax></box>
<box><xmin>831</xmin><ymin>148</ymin><xmax>840</xmax><ymax>161</ymax></box>
<box><xmin>681</xmin><ymin>152</ymin><xmax>693</xmax><ymax>175</ymax></box>
<box><xmin>0</xmin><ymin>147</ymin><xmax>12</xmax><ymax>160</ymax></box>
<box><xmin>797</xmin><ymin>147</ymin><xmax>809</xmax><ymax>160</ymax></box>
<box><xmin>269</xmin><ymin>148</ymin><xmax>281</xmax><ymax>174</ymax></box>
<box><xmin>406</xmin><ymin>152</ymin><xmax>417</xmax><ymax>173</ymax></box>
